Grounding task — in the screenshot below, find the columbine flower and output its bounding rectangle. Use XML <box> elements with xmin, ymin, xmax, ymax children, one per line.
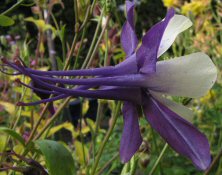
<box><xmin>2</xmin><ymin>0</ymin><xmax>217</xmax><ymax>170</ymax></box>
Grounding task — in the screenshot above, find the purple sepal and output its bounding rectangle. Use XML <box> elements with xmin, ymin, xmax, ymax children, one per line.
<box><xmin>126</xmin><ymin>0</ymin><xmax>135</xmax><ymax>28</ymax></box>
<box><xmin>12</xmin><ymin>53</ymin><xmax>137</xmax><ymax>77</ymax></box>
<box><xmin>136</xmin><ymin>8</ymin><xmax>175</xmax><ymax>74</ymax></box>
<box><xmin>121</xmin><ymin>0</ymin><xmax>138</xmax><ymax>56</ymax></box>
<box><xmin>23</xmin><ymin>67</ymin><xmax>143</xmax><ymax>103</ymax></box>
<box><xmin>120</xmin><ymin>101</ymin><xmax>142</xmax><ymax>163</ymax></box>
<box><xmin>30</xmin><ymin>81</ymin><xmax>55</xmax><ymax>115</ymax></box>
<box><xmin>143</xmin><ymin>95</ymin><xmax>211</xmax><ymax>170</ymax></box>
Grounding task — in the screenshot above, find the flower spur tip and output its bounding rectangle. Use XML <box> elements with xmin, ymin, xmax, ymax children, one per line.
<box><xmin>16</xmin><ymin>102</ymin><xmax>24</xmax><ymax>106</ymax></box>
<box><xmin>1</xmin><ymin>57</ymin><xmax>8</xmax><ymax>64</ymax></box>
<box><xmin>14</xmin><ymin>60</ymin><xmax>23</xmax><ymax>67</ymax></box>
<box><xmin>14</xmin><ymin>78</ymin><xmax>21</xmax><ymax>84</ymax></box>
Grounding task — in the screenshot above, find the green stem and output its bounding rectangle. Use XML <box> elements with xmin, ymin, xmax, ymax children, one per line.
<box><xmin>1</xmin><ymin>0</ymin><xmax>25</xmax><ymax>16</ymax></box>
<box><xmin>90</xmin><ymin>0</ymin><xmax>97</xmax><ymax>15</ymax></box>
<box><xmin>95</xmin><ymin>101</ymin><xmax>103</xmax><ymax>136</ymax></box>
<box><xmin>150</xmin><ymin>128</ymin><xmax>161</xmax><ymax>175</ymax></box>
<box><xmin>34</xmin><ymin>97</ymin><xmax>71</xmax><ymax>140</ymax></box>
<box><xmin>204</xmin><ymin>148</ymin><xmax>222</xmax><ymax>175</ymax></box>
<box><xmin>88</xmin><ymin>14</ymin><xmax>109</xmax><ymax>163</ymax></box>
<box><xmin>81</xmin><ymin>10</ymin><xmax>104</xmax><ymax>68</ymax></box>
<box><xmin>149</xmin><ymin>143</ymin><xmax>168</xmax><ymax>175</ymax></box>
<box><xmin>90</xmin><ymin>101</ymin><xmax>121</xmax><ymax>175</ymax></box>
<box><xmin>79</xmin><ymin>114</ymin><xmax>87</xmax><ymax>169</ymax></box>
<box><xmin>74</xmin><ymin>27</ymin><xmax>86</xmax><ymax>69</ymax></box>
<box><xmin>25</xmin><ymin>101</ymin><xmax>51</xmax><ymax>144</ymax></box>
<box><xmin>63</xmin><ymin>32</ymin><xmax>79</xmax><ymax>70</ymax></box>
<box><xmin>74</xmin><ymin>0</ymin><xmax>79</xmax><ymax>25</ymax></box>
<box><xmin>50</xmin><ymin>13</ymin><xmax>66</xmax><ymax>61</ymax></box>
<box><xmin>104</xmin><ymin>29</ymin><xmax>109</xmax><ymax>66</ymax></box>
<box><xmin>86</xmin><ymin>15</ymin><xmax>110</xmax><ymax>68</ymax></box>
<box><xmin>92</xmin><ymin>100</ymin><xmax>105</xmax><ymax>162</ymax></box>
<box><xmin>11</xmin><ymin>76</ymin><xmax>27</xmax><ymax>130</ymax></box>
<box><xmin>79</xmin><ymin>6</ymin><xmax>91</xmax><ymax>31</ymax></box>
<box><xmin>96</xmin><ymin>153</ymin><xmax>119</xmax><ymax>175</ymax></box>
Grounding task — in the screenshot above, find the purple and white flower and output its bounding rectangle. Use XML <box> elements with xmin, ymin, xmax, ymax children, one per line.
<box><xmin>2</xmin><ymin>0</ymin><xmax>217</xmax><ymax>170</ymax></box>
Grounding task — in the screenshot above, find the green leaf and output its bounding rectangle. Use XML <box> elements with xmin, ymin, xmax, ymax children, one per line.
<box><xmin>121</xmin><ymin>156</ymin><xmax>138</xmax><ymax>175</ymax></box>
<box><xmin>0</xmin><ymin>127</ymin><xmax>25</xmax><ymax>146</ymax></box>
<box><xmin>25</xmin><ymin>17</ymin><xmax>57</xmax><ymax>38</ymax></box>
<box><xmin>25</xmin><ymin>17</ymin><xmax>45</xmax><ymax>29</ymax></box>
<box><xmin>0</xmin><ymin>134</ymin><xmax>7</xmax><ymax>152</ymax></box>
<box><xmin>0</xmin><ymin>15</ymin><xmax>14</xmax><ymax>26</ymax></box>
<box><xmin>35</xmin><ymin>140</ymin><xmax>75</xmax><ymax>175</ymax></box>
<box><xmin>74</xmin><ymin>141</ymin><xmax>89</xmax><ymax>165</ymax></box>
<box><xmin>0</xmin><ymin>101</ymin><xmax>15</xmax><ymax>115</ymax></box>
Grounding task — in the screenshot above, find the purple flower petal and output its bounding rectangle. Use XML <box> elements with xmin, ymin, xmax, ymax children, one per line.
<box><xmin>136</xmin><ymin>8</ymin><xmax>175</xmax><ymax>73</ymax></box>
<box><xmin>120</xmin><ymin>101</ymin><xmax>142</xmax><ymax>163</ymax></box>
<box><xmin>30</xmin><ymin>81</ymin><xmax>56</xmax><ymax>115</ymax></box>
<box><xmin>30</xmin><ymin>73</ymin><xmax>146</xmax><ymax>88</ymax></box>
<box><xmin>17</xmin><ymin>94</ymin><xmax>67</xmax><ymax>106</ymax></box>
<box><xmin>126</xmin><ymin>0</ymin><xmax>135</xmax><ymax>28</ymax></box>
<box><xmin>150</xmin><ymin>91</ymin><xmax>194</xmax><ymax>122</ymax></box>
<box><xmin>143</xmin><ymin>95</ymin><xmax>211</xmax><ymax>170</ymax></box>
<box><xmin>21</xmin><ymin>68</ymin><xmax>143</xmax><ymax>103</ymax></box>
<box><xmin>16</xmin><ymin>84</ymin><xmax>95</xmax><ymax>106</ymax></box>
<box><xmin>24</xmin><ymin>53</ymin><xmax>138</xmax><ymax>77</ymax></box>
<box><xmin>121</xmin><ymin>1</ymin><xmax>138</xmax><ymax>56</ymax></box>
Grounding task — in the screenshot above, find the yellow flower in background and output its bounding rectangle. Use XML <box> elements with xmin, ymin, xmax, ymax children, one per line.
<box><xmin>215</xmin><ymin>45</ymin><xmax>222</xmax><ymax>57</ymax></box>
<box><xmin>181</xmin><ymin>0</ymin><xmax>211</xmax><ymax>15</ymax></box>
<box><xmin>202</xmin><ymin>20</ymin><xmax>215</xmax><ymax>34</ymax></box>
<box><xmin>162</xmin><ymin>0</ymin><xmax>179</xmax><ymax>7</ymax></box>
<box><xmin>200</xmin><ymin>90</ymin><xmax>216</xmax><ymax>105</ymax></box>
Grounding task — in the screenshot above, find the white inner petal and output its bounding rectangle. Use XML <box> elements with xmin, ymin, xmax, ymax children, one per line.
<box><xmin>150</xmin><ymin>91</ymin><xmax>194</xmax><ymax>122</ymax></box>
<box><xmin>145</xmin><ymin>52</ymin><xmax>217</xmax><ymax>98</ymax></box>
<box><xmin>158</xmin><ymin>15</ymin><xmax>193</xmax><ymax>57</ymax></box>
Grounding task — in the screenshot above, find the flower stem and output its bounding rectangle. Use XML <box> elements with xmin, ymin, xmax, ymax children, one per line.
<box><xmin>82</xmin><ymin>10</ymin><xmax>104</xmax><ymax>68</ymax></box>
<box><xmin>93</xmin><ymin>101</ymin><xmax>103</xmax><ymax>160</ymax></box>
<box><xmin>90</xmin><ymin>101</ymin><xmax>121</xmax><ymax>175</ymax></box>
<box><xmin>149</xmin><ymin>143</ymin><xmax>168</xmax><ymax>175</ymax></box>
<box><xmin>34</xmin><ymin>97</ymin><xmax>71</xmax><ymax>140</ymax></box>
<box><xmin>63</xmin><ymin>33</ymin><xmax>79</xmax><ymax>70</ymax></box>
<box><xmin>96</xmin><ymin>153</ymin><xmax>119</xmax><ymax>175</ymax></box>
<box><xmin>204</xmin><ymin>148</ymin><xmax>222</xmax><ymax>175</ymax></box>
<box><xmin>25</xmin><ymin>101</ymin><xmax>50</xmax><ymax>144</ymax></box>
<box><xmin>1</xmin><ymin>0</ymin><xmax>25</xmax><ymax>15</ymax></box>
<box><xmin>104</xmin><ymin>28</ymin><xmax>109</xmax><ymax>66</ymax></box>
<box><xmin>74</xmin><ymin>27</ymin><xmax>86</xmax><ymax>69</ymax></box>
<box><xmin>86</xmin><ymin>15</ymin><xmax>110</xmax><ymax>68</ymax></box>
<box><xmin>74</xmin><ymin>0</ymin><xmax>79</xmax><ymax>25</ymax></box>
<box><xmin>11</xmin><ymin>76</ymin><xmax>27</xmax><ymax>130</ymax></box>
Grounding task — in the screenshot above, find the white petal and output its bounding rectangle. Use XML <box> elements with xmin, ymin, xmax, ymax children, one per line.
<box><xmin>158</xmin><ymin>15</ymin><xmax>192</xmax><ymax>57</ymax></box>
<box><xmin>150</xmin><ymin>91</ymin><xmax>193</xmax><ymax>122</ymax></box>
<box><xmin>145</xmin><ymin>52</ymin><xmax>217</xmax><ymax>98</ymax></box>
